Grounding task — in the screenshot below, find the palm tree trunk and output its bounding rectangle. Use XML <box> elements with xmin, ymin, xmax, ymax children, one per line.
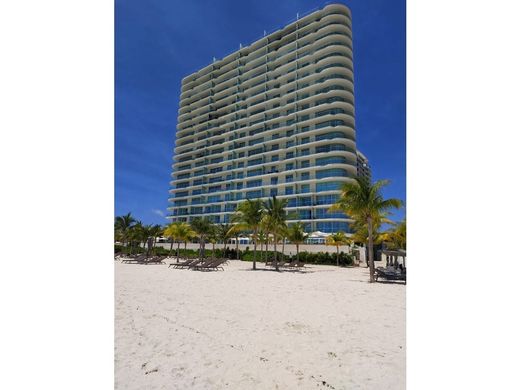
<box><xmin>177</xmin><ymin>242</ymin><xmax>181</xmax><ymax>263</ymax></box>
<box><xmin>336</xmin><ymin>246</ymin><xmax>340</xmax><ymax>267</ymax></box>
<box><xmin>253</xmin><ymin>229</ymin><xmax>257</xmax><ymax>270</ymax></box>
<box><xmin>184</xmin><ymin>241</ymin><xmax>187</xmax><ymax>260</ymax></box>
<box><xmin>235</xmin><ymin>237</ymin><xmax>239</xmax><ymax>260</ymax></box>
<box><xmin>296</xmin><ymin>244</ymin><xmax>299</xmax><ymax>265</ymax></box>
<box><xmin>274</xmin><ymin>234</ymin><xmax>279</xmax><ymax>271</ymax></box>
<box><xmin>169</xmin><ymin>240</ymin><xmax>174</xmax><ymax>256</ymax></box>
<box><xmin>212</xmin><ymin>243</ymin><xmax>215</xmax><ymax>260</ymax></box>
<box><xmin>367</xmin><ymin>217</ymin><xmax>375</xmax><ymax>283</ymax></box>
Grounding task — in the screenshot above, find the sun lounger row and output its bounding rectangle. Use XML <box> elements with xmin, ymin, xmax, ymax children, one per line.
<box><xmin>265</xmin><ymin>259</ymin><xmax>305</xmax><ymax>269</ymax></box>
<box><xmin>119</xmin><ymin>254</ymin><xmax>170</xmax><ymax>264</ymax></box>
<box><xmin>168</xmin><ymin>258</ymin><xmax>228</xmax><ymax>271</ymax></box>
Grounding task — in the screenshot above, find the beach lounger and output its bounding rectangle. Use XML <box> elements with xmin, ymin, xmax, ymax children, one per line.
<box><xmin>285</xmin><ymin>260</ymin><xmax>304</xmax><ymax>269</ymax></box>
<box><xmin>168</xmin><ymin>258</ymin><xmax>192</xmax><ymax>268</ymax></box>
<box><xmin>143</xmin><ymin>256</ymin><xmax>167</xmax><ymax>264</ymax></box>
<box><xmin>192</xmin><ymin>258</ymin><xmax>227</xmax><ymax>271</ymax></box>
<box><xmin>375</xmin><ymin>267</ymin><xmax>406</xmax><ymax>282</ymax></box>
<box><xmin>121</xmin><ymin>254</ymin><xmax>147</xmax><ymax>263</ymax></box>
<box><xmin>268</xmin><ymin>259</ymin><xmax>289</xmax><ymax>268</ymax></box>
<box><xmin>171</xmin><ymin>259</ymin><xmax>203</xmax><ymax>269</ymax></box>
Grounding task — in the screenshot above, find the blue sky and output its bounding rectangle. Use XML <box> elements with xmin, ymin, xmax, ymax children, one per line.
<box><xmin>115</xmin><ymin>0</ymin><xmax>406</xmax><ymax>225</ymax></box>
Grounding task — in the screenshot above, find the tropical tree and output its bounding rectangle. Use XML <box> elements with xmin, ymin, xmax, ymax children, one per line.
<box><xmin>217</xmin><ymin>223</ymin><xmax>233</xmax><ymax>256</ymax></box>
<box><xmin>330</xmin><ymin>177</ymin><xmax>402</xmax><ymax>282</ymax></box>
<box><xmin>179</xmin><ymin>223</ymin><xmax>196</xmax><ymax>260</ymax></box>
<box><xmin>326</xmin><ymin>231</ymin><xmax>351</xmax><ymax>267</ymax></box>
<box><xmin>380</xmin><ymin>219</ymin><xmax>406</xmax><ymax>250</ymax></box>
<box><xmin>257</xmin><ymin>230</ymin><xmax>268</xmax><ymax>262</ymax></box>
<box><xmin>286</xmin><ymin>222</ymin><xmax>308</xmax><ymax>265</ymax></box>
<box><xmin>233</xmin><ymin>199</ymin><xmax>264</xmax><ymax>270</ymax></box>
<box><xmin>164</xmin><ymin>222</ymin><xmax>188</xmax><ymax>261</ymax></box>
<box><xmin>263</xmin><ymin>196</ymin><xmax>288</xmax><ymax>271</ymax></box>
<box><xmin>207</xmin><ymin>224</ymin><xmax>219</xmax><ymax>260</ymax></box>
<box><xmin>114</xmin><ymin>212</ymin><xmax>136</xmax><ymax>250</ymax></box>
<box><xmin>149</xmin><ymin>224</ymin><xmax>164</xmax><ymax>254</ymax></box>
<box><xmin>190</xmin><ymin>218</ymin><xmax>214</xmax><ymax>259</ymax></box>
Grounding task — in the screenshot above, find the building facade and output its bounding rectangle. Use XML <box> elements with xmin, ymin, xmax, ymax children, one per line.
<box><xmin>356</xmin><ymin>151</ymin><xmax>371</xmax><ymax>181</ymax></box>
<box><xmin>168</xmin><ymin>3</ymin><xmax>358</xmax><ymax>233</ymax></box>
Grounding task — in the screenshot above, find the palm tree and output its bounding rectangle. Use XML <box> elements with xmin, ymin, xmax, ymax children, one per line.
<box><xmin>326</xmin><ymin>231</ymin><xmax>350</xmax><ymax>267</ymax></box>
<box><xmin>380</xmin><ymin>219</ymin><xmax>406</xmax><ymax>250</ymax></box>
<box><xmin>207</xmin><ymin>224</ymin><xmax>219</xmax><ymax>260</ymax></box>
<box><xmin>178</xmin><ymin>223</ymin><xmax>196</xmax><ymax>261</ymax></box>
<box><xmin>263</xmin><ymin>196</ymin><xmax>288</xmax><ymax>271</ymax></box>
<box><xmin>149</xmin><ymin>224</ymin><xmax>163</xmax><ymax>255</ymax></box>
<box><xmin>330</xmin><ymin>177</ymin><xmax>402</xmax><ymax>282</ymax></box>
<box><xmin>114</xmin><ymin>212</ymin><xmax>136</xmax><ymax>251</ymax></box>
<box><xmin>217</xmin><ymin>223</ymin><xmax>233</xmax><ymax>257</ymax></box>
<box><xmin>190</xmin><ymin>218</ymin><xmax>213</xmax><ymax>259</ymax></box>
<box><xmin>128</xmin><ymin>221</ymin><xmax>144</xmax><ymax>254</ymax></box>
<box><xmin>164</xmin><ymin>222</ymin><xmax>184</xmax><ymax>261</ymax></box>
<box><xmin>257</xmin><ymin>230</ymin><xmax>268</xmax><ymax>262</ymax></box>
<box><xmin>286</xmin><ymin>222</ymin><xmax>308</xmax><ymax>265</ymax></box>
<box><xmin>233</xmin><ymin>199</ymin><xmax>264</xmax><ymax>270</ymax></box>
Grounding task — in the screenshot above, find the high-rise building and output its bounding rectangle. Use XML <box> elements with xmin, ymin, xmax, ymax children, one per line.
<box><xmin>168</xmin><ymin>3</ymin><xmax>358</xmax><ymax>233</ymax></box>
<box><xmin>356</xmin><ymin>151</ymin><xmax>371</xmax><ymax>181</ymax></box>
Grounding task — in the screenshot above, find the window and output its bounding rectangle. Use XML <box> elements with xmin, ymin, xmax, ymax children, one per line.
<box><xmin>247</xmin><ymin>179</ymin><xmax>262</xmax><ymax>188</ymax></box>
<box><xmin>315</xmin><ymin>156</ymin><xmax>348</xmax><ymax>166</ymax></box>
<box><xmin>286</xmin><ymin>175</ymin><xmax>293</xmax><ymax>183</ymax></box>
<box><xmin>285</xmin><ymin>187</ymin><xmax>294</xmax><ymax>195</ymax></box>
<box><xmin>316</xmin><ymin>169</ymin><xmax>349</xmax><ymax>179</ymax></box>
<box><xmin>271</xmin><ymin>177</ymin><xmax>278</xmax><ymax>185</ymax></box>
<box><xmin>316</xmin><ymin>181</ymin><xmax>343</xmax><ymax>192</ymax></box>
<box><xmin>246</xmin><ymin>190</ymin><xmax>262</xmax><ymax>199</ymax></box>
<box><xmin>300</xmin><ymin>184</ymin><xmax>310</xmax><ymax>193</ymax></box>
<box><xmin>286</xmin><ymin>163</ymin><xmax>294</xmax><ymax>170</ymax></box>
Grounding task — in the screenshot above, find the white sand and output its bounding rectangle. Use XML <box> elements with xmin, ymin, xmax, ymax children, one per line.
<box><xmin>115</xmin><ymin>260</ymin><xmax>405</xmax><ymax>389</ymax></box>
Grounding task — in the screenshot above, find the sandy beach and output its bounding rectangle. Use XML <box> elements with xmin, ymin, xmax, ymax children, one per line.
<box><xmin>115</xmin><ymin>259</ymin><xmax>405</xmax><ymax>389</ymax></box>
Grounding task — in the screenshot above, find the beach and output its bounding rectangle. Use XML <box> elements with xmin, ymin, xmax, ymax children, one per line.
<box><xmin>115</xmin><ymin>259</ymin><xmax>405</xmax><ymax>389</ymax></box>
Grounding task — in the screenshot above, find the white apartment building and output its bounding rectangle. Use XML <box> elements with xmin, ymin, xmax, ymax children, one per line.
<box><xmin>168</xmin><ymin>3</ymin><xmax>364</xmax><ymax>233</ymax></box>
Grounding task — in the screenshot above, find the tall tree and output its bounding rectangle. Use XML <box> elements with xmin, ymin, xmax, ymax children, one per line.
<box><xmin>263</xmin><ymin>196</ymin><xmax>288</xmax><ymax>271</ymax></box>
<box><xmin>233</xmin><ymin>199</ymin><xmax>264</xmax><ymax>270</ymax></box>
<box><xmin>190</xmin><ymin>218</ymin><xmax>213</xmax><ymax>259</ymax></box>
<box><xmin>286</xmin><ymin>222</ymin><xmax>308</xmax><ymax>265</ymax></box>
<box><xmin>326</xmin><ymin>231</ymin><xmax>350</xmax><ymax>267</ymax></box>
<box><xmin>164</xmin><ymin>222</ymin><xmax>191</xmax><ymax>262</ymax></box>
<box><xmin>114</xmin><ymin>212</ymin><xmax>136</xmax><ymax>250</ymax></box>
<box><xmin>330</xmin><ymin>177</ymin><xmax>402</xmax><ymax>282</ymax></box>
<box><xmin>217</xmin><ymin>223</ymin><xmax>233</xmax><ymax>257</ymax></box>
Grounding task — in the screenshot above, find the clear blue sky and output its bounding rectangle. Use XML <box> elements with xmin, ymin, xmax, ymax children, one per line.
<box><xmin>115</xmin><ymin>0</ymin><xmax>406</xmax><ymax>225</ymax></box>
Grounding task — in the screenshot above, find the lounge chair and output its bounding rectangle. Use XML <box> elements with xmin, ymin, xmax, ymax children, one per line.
<box><xmin>171</xmin><ymin>258</ymin><xmax>203</xmax><ymax>269</ymax></box>
<box><xmin>121</xmin><ymin>254</ymin><xmax>147</xmax><ymax>263</ymax></box>
<box><xmin>143</xmin><ymin>256</ymin><xmax>167</xmax><ymax>264</ymax></box>
<box><xmin>268</xmin><ymin>259</ymin><xmax>289</xmax><ymax>268</ymax></box>
<box><xmin>285</xmin><ymin>260</ymin><xmax>304</xmax><ymax>269</ymax></box>
<box><xmin>168</xmin><ymin>258</ymin><xmax>193</xmax><ymax>268</ymax></box>
<box><xmin>192</xmin><ymin>258</ymin><xmax>227</xmax><ymax>271</ymax></box>
<box><xmin>375</xmin><ymin>267</ymin><xmax>406</xmax><ymax>282</ymax></box>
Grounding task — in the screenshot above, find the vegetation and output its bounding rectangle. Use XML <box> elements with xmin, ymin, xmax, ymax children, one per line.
<box><xmin>262</xmin><ymin>196</ymin><xmax>289</xmax><ymax>271</ymax></box>
<box><xmin>286</xmin><ymin>222</ymin><xmax>308</xmax><ymax>265</ymax></box>
<box><xmin>380</xmin><ymin>219</ymin><xmax>406</xmax><ymax>250</ymax></box>
<box><xmin>330</xmin><ymin>177</ymin><xmax>402</xmax><ymax>283</ymax></box>
<box><xmin>325</xmin><ymin>231</ymin><xmax>351</xmax><ymax>267</ymax></box>
<box><xmin>233</xmin><ymin>199</ymin><xmax>264</xmax><ymax>270</ymax></box>
<box><xmin>115</xmin><ymin>180</ymin><xmax>403</xmax><ymax>278</ymax></box>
